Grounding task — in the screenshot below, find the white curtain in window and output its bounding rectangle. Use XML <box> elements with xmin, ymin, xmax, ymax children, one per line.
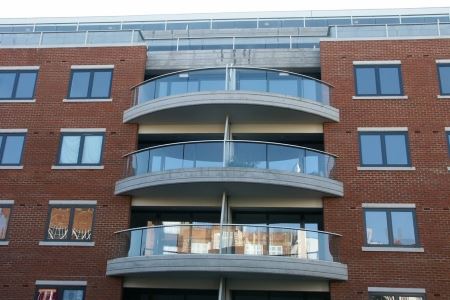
<box><xmin>81</xmin><ymin>136</ymin><xmax>102</xmax><ymax>164</ymax></box>
<box><xmin>60</xmin><ymin>136</ymin><xmax>81</xmax><ymax>164</ymax></box>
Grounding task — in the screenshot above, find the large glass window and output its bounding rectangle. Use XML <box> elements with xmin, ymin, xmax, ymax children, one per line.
<box><xmin>0</xmin><ymin>206</ymin><xmax>12</xmax><ymax>240</ymax></box>
<box><xmin>359</xmin><ymin>132</ymin><xmax>411</xmax><ymax>167</ymax></box>
<box><xmin>354</xmin><ymin>65</ymin><xmax>403</xmax><ymax>96</ymax></box>
<box><xmin>46</xmin><ymin>205</ymin><xmax>95</xmax><ymax>241</ymax></box>
<box><xmin>68</xmin><ymin>69</ymin><xmax>112</xmax><ymax>99</ymax></box>
<box><xmin>369</xmin><ymin>293</ymin><xmax>424</xmax><ymax>300</ymax></box>
<box><xmin>57</xmin><ymin>132</ymin><xmax>104</xmax><ymax>166</ymax></box>
<box><xmin>35</xmin><ymin>285</ymin><xmax>85</xmax><ymax>300</ymax></box>
<box><xmin>438</xmin><ymin>63</ymin><xmax>450</xmax><ymax>95</ymax></box>
<box><xmin>364</xmin><ymin>209</ymin><xmax>419</xmax><ymax>247</ymax></box>
<box><xmin>0</xmin><ymin>133</ymin><xmax>26</xmax><ymax>166</ymax></box>
<box><xmin>0</xmin><ymin>70</ymin><xmax>38</xmax><ymax>100</ymax></box>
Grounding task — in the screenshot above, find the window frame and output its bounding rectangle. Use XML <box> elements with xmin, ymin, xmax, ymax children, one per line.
<box><xmin>437</xmin><ymin>63</ymin><xmax>450</xmax><ymax>96</ymax></box>
<box><xmin>56</xmin><ymin>132</ymin><xmax>105</xmax><ymax>166</ymax></box>
<box><xmin>44</xmin><ymin>205</ymin><xmax>96</xmax><ymax>242</ymax></box>
<box><xmin>35</xmin><ymin>285</ymin><xmax>86</xmax><ymax>300</ymax></box>
<box><xmin>0</xmin><ymin>132</ymin><xmax>26</xmax><ymax>166</ymax></box>
<box><xmin>354</xmin><ymin>64</ymin><xmax>404</xmax><ymax>96</ymax></box>
<box><xmin>0</xmin><ymin>69</ymin><xmax>38</xmax><ymax>100</ymax></box>
<box><xmin>358</xmin><ymin>131</ymin><xmax>411</xmax><ymax>167</ymax></box>
<box><xmin>368</xmin><ymin>292</ymin><xmax>426</xmax><ymax>299</ymax></box>
<box><xmin>0</xmin><ymin>204</ymin><xmax>12</xmax><ymax>241</ymax></box>
<box><xmin>67</xmin><ymin>68</ymin><xmax>113</xmax><ymax>99</ymax></box>
<box><xmin>363</xmin><ymin>208</ymin><xmax>420</xmax><ymax>248</ymax></box>
<box><xmin>446</xmin><ymin>131</ymin><xmax>450</xmax><ymax>157</ymax></box>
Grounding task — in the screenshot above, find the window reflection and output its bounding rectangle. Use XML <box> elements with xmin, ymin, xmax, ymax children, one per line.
<box><xmin>0</xmin><ymin>207</ymin><xmax>11</xmax><ymax>240</ymax></box>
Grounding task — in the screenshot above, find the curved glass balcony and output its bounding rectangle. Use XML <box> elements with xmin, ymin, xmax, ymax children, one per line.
<box><xmin>124</xmin><ymin>140</ymin><xmax>336</xmax><ymax>179</ymax></box>
<box><xmin>113</xmin><ymin>224</ymin><xmax>341</xmax><ymax>263</ymax></box>
<box><xmin>133</xmin><ymin>67</ymin><xmax>331</xmax><ymax>106</ymax></box>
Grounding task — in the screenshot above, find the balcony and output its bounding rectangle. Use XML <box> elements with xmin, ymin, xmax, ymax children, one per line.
<box><xmin>106</xmin><ymin>224</ymin><xmax>347</xmax><ymax>280</ymax></box>
<box><xmin>115</xmin><ymin>140</ymin><xmax>343</xmax><ymax>198</ymax></box>
<box><xmin>123</xmin><ymin>67</ymin><xmax>339</xmax><ymax>124</ymax></box>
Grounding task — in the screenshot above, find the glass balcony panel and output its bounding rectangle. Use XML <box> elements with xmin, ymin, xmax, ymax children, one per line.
<box><xmin>149</xmin><ymin>144</ymin><xmax>183</xmax><ymax>172</ymax></box>
<box><xmin>228</xmin><ymin>142</ymin><xmax>267</xmax><ymax>169</ymax></box>
<box><xmin>212</xmin><ymin>20</ymin><xmax>257</xmax><ymax>29</ymax></box>
<box><xmin>117</xmin><ymin>224</ymin><xmax>340</xmax><ymax>263</ymax></box>
<box><xmin>0</xmin><ymin>33</ymin><xmax>41</xmax><ymax>45</ymax></box>
<box><xmin>267</xmin><ymin>72</ymin><xmax>300</xmax><ymax>98</ymax></box>
<box><xmin>183</xmin><ymin>142</ymin><xmax>223</xmax><ymax>168</ymax></box>
<box><xmin>267</xmin><ymin>144</ymin><xmax>303</xmax><ymax>173</ymax></box>
<box><xmin>41</xmin><ymin>32</ymin><xmax>85</xmax><ymax>45</ymax></box>
<box><xmin>126</xmin><ymin>141</ymin><xmax>335</xmax><ymax>179</ymax></box>
<box><xmin>301</xmin><ymin>79</ymin><xmax>321</xmax><ymax>102</ymax></box>
<box><xmin>148</xmin><ymin>39</ymin><xmax>177</xmax><ymax>51</ymax></box>
<box><xmin>236</xmin><ymin>69</ymin><xmax>268</xmax><ymax>93</ymax></box>
<box><xmin>133</xmin><ymin>67</ymin><xmax>331</xmax><ymax>105</ymax></box>
<box><xmin>86</xmin><ymin>31</ymin><xmax>133</xmax><ymax>44</ymax></box>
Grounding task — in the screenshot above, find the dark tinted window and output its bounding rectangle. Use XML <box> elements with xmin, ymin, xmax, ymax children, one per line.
<box><xmin>0</xmin><ymin>133</ymin><xmax>25</xmax><ymax>165</ymax></box>
<box><xmin>0</xmin><ymin>70</ymin><xmax>38</xmax><ymax>100</ymax></box>
<box><xmin>365</xmin><ymin>209</ymin><xmax>419</xmax><ymax>247</ymax></box>
<box><xmin>438</xmin><ymin>63</ymin><xmax>450</xmax><ymax>95</ymax></box>
<box><xmin>68</xmin><ymin>69</ymin><xmax>112</xmax><ymax>99</ymax></box>
<box><xmin>359</xmin><ymin>132</ymin><xmax>410</xmax><ymax>166</ymax></box>
<box><xmin>354</xmin><ymin>65</ymin><xmax>403</xmax><ymax>96</ymax></box>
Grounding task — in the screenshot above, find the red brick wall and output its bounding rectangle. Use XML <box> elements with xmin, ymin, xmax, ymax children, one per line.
<box><xmin>321</xmin><ymin>39</ymin><xmax>450</xmax><ymax>300</ymax></box>
<box><xmin>0</xmin><ymin>46</ymin><xmax>147</xmax><ymax>300</ymax></box>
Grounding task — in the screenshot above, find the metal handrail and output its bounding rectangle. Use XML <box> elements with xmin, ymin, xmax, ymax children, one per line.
<box><xmin>114</xmin><ymin>223</ymin><xmax>342</xmax><ymax>237</ymax></box>
<box><xmin>122</xmin><ymin>139</ymin><xmax>338</xmax><ymax>158</ymax></box>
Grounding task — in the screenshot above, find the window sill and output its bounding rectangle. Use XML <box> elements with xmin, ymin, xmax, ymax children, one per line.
<box><xmin>0</xmin><ymin>241</ymin><xmax>9</xmax><ymax>246</ymax></box>
<box><xmin>39</xmin><ymin>241</ymin><xmax>95</xmax><ymax>247</ymax></box>
<box><xmin>357</xmin><ymin>166</ymin><xmax>416</xmax><ymax>171</ymax></box>
<box><xmin>362</xmin><ymin>246</ymin><xmax>424</xmax><ymax>252</ymax></box>
<box><xmin>353</xmin><ymin>95</ymin><xmax>408</xmax><ymax>100</ymax></box>
<box><xmin>437</xmin><ymin>95</ymin><xmax>450</xmax><ymax>99</ymax></box>
<box><xmin>63</xmin><ymin>98</ymin><xmax>112</xmax><ymax>102</ymax></box>
<box><xmin>51</xmin><ymin>165</ymin><xmax>104</xmax><ymax>170</ymax></box>
<box><xmin>0</xmin><ymin>99</ymin><xmax>36</xmax><ymax>103</ymax></box>
<box><xmin>0</xmin><ymin>165</ymin><xmax>24</xmax><ymax>170</ymax></box>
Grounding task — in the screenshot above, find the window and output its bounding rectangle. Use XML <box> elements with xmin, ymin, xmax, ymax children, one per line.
<box><xmin>369</xmin><ymin>293</ymin><xmax>425</xmax><ymax>300</ymax></box>
<box><xmin>0</xmin><ymin>205</ymin><xmax>12</xmax><ymax>240</ymax></box>
<box><xmin>364</xmin><ymin>209</ymin><xmax>419</xmax><ymax>247</ymax></box>
<box><xmin>437</xmin><ymin>63</ymin><xmax>450</xmax><ymax>95</ymax></box>
<box><xmin>36</xmin><ymin>285</ymin><xmax>85</xmax><ymax>300</ymax></box>
<box><xmin>46</xmin><ymin>205</ymin><xmax>95</xmax><ymax>241</ymax></box>
<box><xmin>0</xmin><ymin>70</ymin><xmax>38</xmax><ymax>100</ymax></box>
<box><xmin>0</xmin><ymin>133</ymin><xmax>26</xmax><ymax>166</ymax></box>
<box><xmin>68</xmin><ymin>69</ymin><xmax>113</xmax><ymax>99</ymax></box>
<box><xmin>359</xmin><ymin>132</ymin><xmax>411</xmax><ymax>166</ymax></box>
<box><xmin>354</xmin><ymin>65</ymin><xmax>403</xmax><ymax>96</ymax></box>
<box><xmin>57</xmin><ymin>132</ymin><xmax>104</xmax><ymax>166</ymax></box>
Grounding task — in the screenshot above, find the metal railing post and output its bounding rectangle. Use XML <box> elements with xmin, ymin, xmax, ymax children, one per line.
<box><xmin>437</xmin><ymin>20</ymin><xmax>441</xmax><ymax>36</ymax></box>
<box><xmin>38</xmin><ymin>32</ymin><xmax>43</xmax><ymax>46</ymax></box>
<box><xmin>84</xmin><ymin>31</ymin><xmax>88</xmax><ymax>45</ymax></box>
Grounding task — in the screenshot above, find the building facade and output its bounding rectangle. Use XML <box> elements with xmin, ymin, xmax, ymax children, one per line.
<box><xmin>0</xmin><ymin>7</ymin><xmax>449</xmax><ymax>300</ymax></box>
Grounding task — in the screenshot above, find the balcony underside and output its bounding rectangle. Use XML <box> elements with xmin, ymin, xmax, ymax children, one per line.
<box><xmin>106</xmin><ymin>254</ymin><xmax>348</xmax><ymax>281</ymax></box>
<box><xmin>115</xmin><ymin>167</ymin><xmax>343</xmax><ymax>198</ymax></box>
<box><xmin>124</xmin><ymin>91</ymin><xmax>339</xmax><ymax>124</ymax></box>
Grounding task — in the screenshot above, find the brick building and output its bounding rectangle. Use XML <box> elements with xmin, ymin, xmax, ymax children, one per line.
<box><xmin>0</xmin><ymin>7</ymin><xmax>449</xmax><ymax>300</ymax></box>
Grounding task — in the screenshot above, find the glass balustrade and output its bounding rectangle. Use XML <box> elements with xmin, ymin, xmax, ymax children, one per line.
<box><xmin>133</xmin><ymin>67</ymin><xmax>331</xmax><ymax>105</ymax></box>
<box><xmin>113</xmin><ymin>224</ymin><xmax>340</xmax><ymax>263</ymax></box>
<box><xmin>124</xmin><ymin>140</ymin><xmax>336</xmax><ymax>179</ymax></box>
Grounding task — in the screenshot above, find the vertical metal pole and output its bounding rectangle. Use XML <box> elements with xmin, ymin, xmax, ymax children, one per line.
<box><xmin>176</xmin><ymin>38</ymin><xmax>179</xmax><ymax>51</ymax></box>
<box><xmin>385</xmin><ymin>24</ymin><xmax>389</xmax><ymax>38</ymax></box>
<box><xmin>225</xmin><ymin>64</ymin><xmax>229</xmax><ymax>90</ymax></box>
<box><xmin>437</xmin><ymin>20</ymin><xmax>441</xmax><ymax>36</ymax></box>
<box><xmin>219</xmin><ymin>192</ymin><xmax>227</xmax><ymax>254</ymax></box>
<box><xmin>289</xmin><ymin>35</ymin><xmax>292</xmax><ymax>49</ymax></box>
<box><xmin>84</xmin><ymin>31</ymin><xmax>88</xmax><ymax>45</ymax></box>
<box><xmin>130</xmin><ymin>30</ymin><xmax>135</xmax><ymax>44</ymax></box>
<box><xmin>38</xmin><ymin>32</ymin><xmax>43</xmax><ymax>46</ymax></box>
<box><xmin>232</xmin><ymin>36</ymin><xmax>235</xmax><ymax>50</ymax></box>
<box><xmin>335</xmin><ymin>25</ymin><xmax>338</xmax><ymax>38</ymax></box>
<box><xmin>223</xmin><ymin>115</ymin><xmax>230</xmax><ymax>167</ymax></box>
<box><xmin>218</xmin><ymin>277</ymin><xmax>226</xmax><ymax>300</ymax></box>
